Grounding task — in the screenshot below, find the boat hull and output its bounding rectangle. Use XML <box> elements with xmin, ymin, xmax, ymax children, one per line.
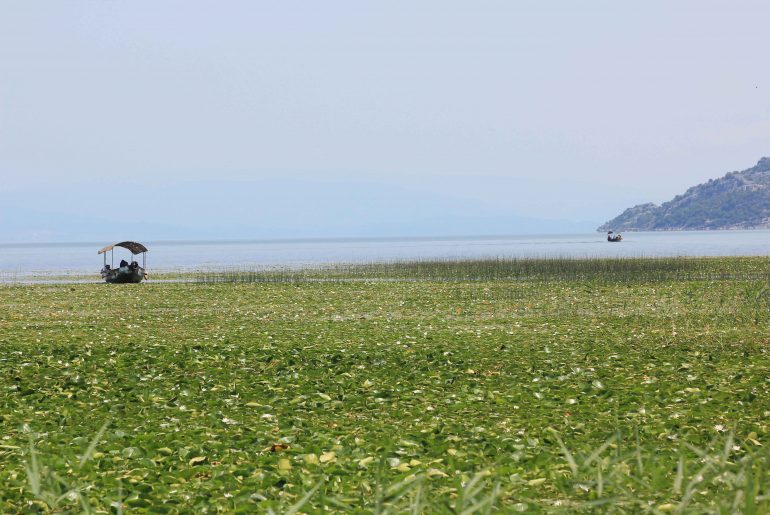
<box><xmin>101</xmin><ymin>266</ymin><xmax>146</xmax><ymax>284</ymax></box>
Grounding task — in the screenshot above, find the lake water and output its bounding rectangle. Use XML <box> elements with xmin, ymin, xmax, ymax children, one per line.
<box><xmin>1</xmin><ymin>231</ymin><xmax>768</xmax><ymax>278</ymax></box>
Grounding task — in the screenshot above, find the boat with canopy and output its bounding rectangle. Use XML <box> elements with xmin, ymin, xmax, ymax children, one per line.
<box><xmin>98</xmin><ymin>241</ymin><xmax>148</xmax><ymax>283</ymax></box>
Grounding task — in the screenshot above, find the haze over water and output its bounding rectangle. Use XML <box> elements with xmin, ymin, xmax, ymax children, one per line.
<box><xmin>1</xmin><ymin>230</ymin><xmax>768</xmax><ymax>278</ymax></box>
<box><xmin>3</xmin><ymin>2</ymin><xmax>769</xmax><ymax>243</ymax></box>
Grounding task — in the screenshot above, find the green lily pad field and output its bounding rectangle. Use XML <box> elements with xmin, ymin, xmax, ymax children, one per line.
<box><xmin>1</xmin><ymin>257</ymin><xmax>769</xmax><ymax>513</ymax></box>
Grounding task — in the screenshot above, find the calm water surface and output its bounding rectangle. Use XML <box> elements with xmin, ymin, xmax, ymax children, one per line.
<box><xmin>1</xmin><ymin>231</ymin><xmax>769</xmax><ymax>278</ymax></box>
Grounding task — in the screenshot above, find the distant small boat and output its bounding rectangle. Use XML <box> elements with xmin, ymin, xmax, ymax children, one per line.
<box><xmin>98</xmin><ymin>241</ymin><xmax>148</xmax><ymax>283</ymax></box>
<box><xmin>607</xmin><ymin>231</ymin><xmax>622</xmax><ymax>242</ymax></box>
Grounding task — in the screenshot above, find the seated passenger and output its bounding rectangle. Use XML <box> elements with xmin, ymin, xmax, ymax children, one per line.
<box><xmin>120</xmin><ymin>259</ymin><xmax>129</xmax><ymax>268</ymax></box>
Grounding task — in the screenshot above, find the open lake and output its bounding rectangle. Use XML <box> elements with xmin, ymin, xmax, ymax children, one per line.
<box><xmin>1</xmin><ymin>230</ymin><xmax>769</xmax><ymax>279</ymax></box>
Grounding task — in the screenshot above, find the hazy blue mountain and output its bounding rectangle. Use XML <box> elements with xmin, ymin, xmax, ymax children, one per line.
<box><xmin>1</xmin><ymin>179</ymin><xmax>596</xmax><ymax>243</ymax></box>
<box><xmin>598</xmin><ymin>157</ymin><xmax>770</xmax><ymax>232</ymax></box>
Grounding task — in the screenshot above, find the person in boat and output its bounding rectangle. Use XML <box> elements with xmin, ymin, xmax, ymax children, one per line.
<box><xmin>120</xmin><ymin>259</ymin><xmax>129</xmax><ymax>268</ymax></box>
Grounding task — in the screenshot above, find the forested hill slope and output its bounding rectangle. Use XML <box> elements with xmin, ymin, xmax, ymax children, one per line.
<box><xmin>598</xmin><ymin>157</ymin><xmax>770</xmax><ymax>231</ymax></box>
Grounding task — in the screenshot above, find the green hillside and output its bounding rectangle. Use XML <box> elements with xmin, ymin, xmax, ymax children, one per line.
<box><xmin>599</xmin><ymin>157</ymin><xmax>770</xmax><ymax>231</ymax></box>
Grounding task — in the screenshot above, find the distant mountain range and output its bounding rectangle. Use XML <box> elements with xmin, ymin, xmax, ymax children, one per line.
<box><xmin>598</xmin><ymin>157</ymin><xmax>770</xmax><ymax>232</ymax></box>
<box><xmin>0</xmin><ymin>178</ymin><xmax>596</xmax><ymax>243</ymax></box>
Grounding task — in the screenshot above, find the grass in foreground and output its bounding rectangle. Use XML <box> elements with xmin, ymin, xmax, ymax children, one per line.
<box><xmin>0</xmin><ymin>257</ymin><xmax>769</xmax><ymax>512</ymax></box>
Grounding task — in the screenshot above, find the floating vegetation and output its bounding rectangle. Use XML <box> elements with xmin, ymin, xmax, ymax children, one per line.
<box><xmin>0</xmin><ymin>256</ymin><xmax>769</xmax><ymax>511</ymax></box>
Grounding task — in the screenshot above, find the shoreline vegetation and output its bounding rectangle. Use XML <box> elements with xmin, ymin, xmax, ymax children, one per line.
<box><xmin>194</xmin><ymin>256</ymin><xmax>770</xmax><ymax>284</ymax></box>
<box><xmin>3</xmin><ymin>255</ymin><xmax>770</xmax><ymax>285</ymax></box>
<box><xmin>1</xmin><ymin>256</ymin><xmax>769</xmax><ymax>512</ymax></box>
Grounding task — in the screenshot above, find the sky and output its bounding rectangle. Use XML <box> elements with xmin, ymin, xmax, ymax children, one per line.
<box><xmin>1</xmin><ymin>1</ymin><xmax>768</xmax><ymax>241</ymax></box>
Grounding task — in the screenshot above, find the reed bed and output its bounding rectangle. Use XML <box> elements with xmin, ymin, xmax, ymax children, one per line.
<box><xmin>197</xmin><ymin>255</ymin><xmax>770</xmax><ymax>284</ymax></box>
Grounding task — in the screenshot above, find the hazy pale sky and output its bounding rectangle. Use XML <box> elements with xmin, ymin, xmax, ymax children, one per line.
<box><xmin>1</xmin><ymin>1</ymin><xmax>768</xmax><ymax>239</ymax></box>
